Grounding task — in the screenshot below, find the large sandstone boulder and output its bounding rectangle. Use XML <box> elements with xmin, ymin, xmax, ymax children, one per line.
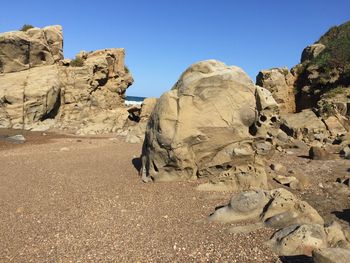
<box><xmin>140</xmin><ymin>60</ymin><xmax>269</xmax><ymax>189</ymax></box>
<box><xmin>256</xmin><ymin>68</ymin><xmax>296</xmax><ymax>113</ymax></box>
<box><xmin>0</xmin><ymin>25</ymin><xmax>63</xmax><ymax>73</ymax></box>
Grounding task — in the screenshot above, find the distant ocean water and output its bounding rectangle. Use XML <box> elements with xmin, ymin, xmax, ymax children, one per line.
<box><xmin>125</xmin><ymin>96</ymin><xmax>146</xmax><ymax>105</ymax></box>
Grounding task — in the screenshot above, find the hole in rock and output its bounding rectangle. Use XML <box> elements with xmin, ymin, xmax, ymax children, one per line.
<box><xmin>271</xmin><ymin>116</ymin><xmax>277</xmax><ymax>123</ymax></box>
<box><xmin>40</xmin><ymin>90</ymin><xmax>61</xmax><ymax>121</ymax></box>
<box><xmin>38</xmin><ymin>52</ymin><xmax>46</xmax><ymax>61</ymax></box>
<box><xmin>260</xmin><ymin>115</ymin><xmax>267</xmax><ymax>122</ymax></box>
<box><xmin>152</xmin><ymin>161</ymin><xmax>159</xmax><ymax>172</ymax></box>
<box><xmin>249</xmin><ymin>124</ymin><xmax>257</xmax><ymax>136</ymax></box>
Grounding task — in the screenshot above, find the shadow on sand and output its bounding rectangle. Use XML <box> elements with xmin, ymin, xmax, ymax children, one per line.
<box><xmin>279</xmin><ymin>255</ymin><xmax>312</xmax><ymax>263</ymax></box>
<box><xmin>132</xmin><ymin>157</ymin><xmax>142</xmax><ymax>173</ymax></box>
<box><xmin>332</xmin><ymin>209</ymin><xmax>350</xmax><ymax>223</ymax></box>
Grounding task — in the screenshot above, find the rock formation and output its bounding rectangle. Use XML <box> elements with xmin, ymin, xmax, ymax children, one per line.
<box><xmin>293</xmin><ymin>22</ymin><xmax>350</xmax><ymax>111</ymax></box>
<box><xmin>0</xmin><ymin>25</ymin><xmax>63</xmax><ymax>73</ymax></box>
<box><xmin>0</xmin><ymin>26</ymin><xmax>133</xmax><ymax>134</ymax></box>
<box><xmin>256</xmin><ymin>67</ymin><xmax>296</xmax><ymax>113</ymax></box>
<box><xmin>140</xmin><ymin>60</ymin><xmax>280</xmax><ymax>189</ymax></box>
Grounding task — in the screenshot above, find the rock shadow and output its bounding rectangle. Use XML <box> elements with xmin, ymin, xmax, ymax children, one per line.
<box><xmin>279</xmin><ymin>255</ymin><xmax>313</xmax><ymax>263</ymax></box>
<box><xmin>332</xmin><ymin>209</ymin><xmax>350</xmax><ymax>222</ymax></box>
<box><xmin>297</xmin><ymin>155</ymin><xmax>311</xmax><ymax>159</ymax></box>
<box><xmin>132</xmin><ymin>157</ymin><xmax>142</xmax><ymax>173</ymax></box>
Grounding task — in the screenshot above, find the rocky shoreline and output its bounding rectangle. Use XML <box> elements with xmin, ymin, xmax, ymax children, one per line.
<box><xmin>1</xmin><ymin>22</ymin><xmax>349</xmax><ymax>262</ymax></box>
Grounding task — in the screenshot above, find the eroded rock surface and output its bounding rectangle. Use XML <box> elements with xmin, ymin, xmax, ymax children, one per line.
<box><xmin>256</xmin><ymin>68</ymin><xmax>296</xmax><ymax>113</ymax></box>
<box><xmin>140</xmin><ymin>60</ymin><xmax>271</xmax><ymax>189</ymax></box>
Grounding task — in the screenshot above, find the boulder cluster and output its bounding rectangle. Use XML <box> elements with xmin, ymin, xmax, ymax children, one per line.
<box><xmin>138</xmin><ymin>21</ymin><xmax>350</xmax><ymax>261</ymax></box>
<box><xmin>1</xmin><ymin>22</ymin><xmax>349</xmax><ymax>261</ymax></box>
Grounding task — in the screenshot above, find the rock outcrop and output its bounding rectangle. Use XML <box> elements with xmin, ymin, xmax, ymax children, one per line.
<box><xmin>0</xmin><ymin>25</ymin><xmax>63</xmax><ymax>73</ymax></box>
<box><xmin>293</xmin><ymin>21</ymin><xmax>350</xmax><ymax>113</ymax></box>
<box><xmin>0</xmin><ymin>26</ymin><xmax>133</xmax><ymax>134</ymax></box>
<box><xmin>140</xmin><ymin>60</ymin><xmax>273</xmax><ymax>189</ymax></box>
<box><xmin>256</xmin><ymin>68</ymin><xmax>296</xmax><ymax>113</ymax></box>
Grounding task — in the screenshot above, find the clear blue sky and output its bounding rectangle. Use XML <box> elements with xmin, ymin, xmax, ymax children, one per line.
<box><xmin>1</xmin><ymin>1</ymin><xmax>349</xmax><ymax>97</ymax></box>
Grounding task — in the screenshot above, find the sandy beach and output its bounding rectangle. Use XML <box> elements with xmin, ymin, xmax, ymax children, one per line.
<box><xmin>0</xmin><ymin>131</ymin><xmax>282</xmax><ymax>262</ymax></box>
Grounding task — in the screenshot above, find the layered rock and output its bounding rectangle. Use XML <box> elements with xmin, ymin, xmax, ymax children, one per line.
<box><xmin>57</xmin><ymin>48</ymin><xmax>133</xmax><ymax>133</ymax></box>
<box><xmin>140</xmin><ymin>60</ymin><xmax>278</xmax><ymax>189</ymax></box>
<box><xmin>0</xmin><ymin>25</ymin><xmax>63</xmax><ymax>73</ymax></box>
<box><xmin>256</xmin><ymin>68</ymin><xmax>296</xmax><ymax>113</ymax></box>
<box><xmin>0</xmin><ymin>26</ymin><xmax>133</xmax><ymax>134</ymax></box>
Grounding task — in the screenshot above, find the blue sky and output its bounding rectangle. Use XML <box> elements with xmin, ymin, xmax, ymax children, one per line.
<box><xmin>1</xmin><ymin>1</ymin><xmax>349</xmax><ymax>97</ymax></box>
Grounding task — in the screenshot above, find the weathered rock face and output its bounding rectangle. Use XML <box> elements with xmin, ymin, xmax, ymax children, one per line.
<box><xmin>0</xmin><ymin>65</ymin><xmax>60</xmax><ymax>129</ymax></box>
<box><xmin>301</xmin><ymin>43</ymin><xmax>326</xmax><ymax>63</ymax></box>
<box><xmin>0</xmin><ymin>25</ymin><xmax>63</xmax><ymax>74</ymax></box>
<box><xmin>256</xmin><ymin>68</ymin><xmax>296</xmax><ymax>113</ymax></box>
<box><xmin>141</xmin><ymin>60</ymin><xmax>275</xmax><ymax>189</ymax></box>
<box><xmin>57</xmin><ymin>48</ymin><xmax>133</xmax><ymax>133</ymax></box>
<box><xmin>269</xmin><ymin>224</ymin><xmax>328</xmax><ymax>256</ymax></box>
<box><xmin>0</xmin><ymin>26</ymin><xmax>133</xmax><ymax>134</ymax></box>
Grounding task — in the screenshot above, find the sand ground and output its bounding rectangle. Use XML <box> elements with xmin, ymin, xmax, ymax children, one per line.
<box><xmin>0</xmin><ymin>129</ymin><xmax>349</xmax><ymax>262</ymax></box>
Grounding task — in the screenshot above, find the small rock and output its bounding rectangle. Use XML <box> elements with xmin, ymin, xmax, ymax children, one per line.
<box><xmin>274</xmin><ymin>175</ymin><xmax>300</xmax><ymax>189</ymax></box>
<box><xmin>270</xmin><ymin>163</ymin><xmax>287</xmax><ymax>174</ymax></box>
<box><xmin>277</xmin><ymin>131</ymin><xmax>289</xmax><ymax>143</ymax></box>
<box><xmin>60</xmin><ymin>147</ymin><xmax>69</xmax><ymax>152</ymax></box>
<box><xmin>340</xmin><ymin>145</ymin><xmax>350</xmax><ymax>159</ymax></box>
<box><xmin>309</xmin><ymin>146</ymin><xmax>332</xmax><ymax>160</ymax></box>
<box><xmin>6</xmin><ymin>134</ymin><xmax>26</xmax><ymax>144</ymax></box>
